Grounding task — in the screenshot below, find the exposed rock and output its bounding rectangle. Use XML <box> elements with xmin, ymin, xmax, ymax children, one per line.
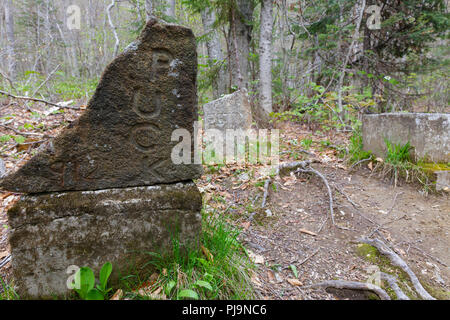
<box><xmin>8</xmin><ymin>181</ymin><xmax>202</xmax><ymax>298</ymax></box>
<box><xmin>0</xmin><ymin>19</ymin><xmax>202</xmax><ymax>193</ymax></box>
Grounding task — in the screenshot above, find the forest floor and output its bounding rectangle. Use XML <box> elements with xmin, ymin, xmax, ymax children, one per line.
<box><xmin>196</xmin><ymin>121</ymin><xmax>449</xmax><ymax>300</ymax></box>
<box><xmin>0</xmin><ymin>101</ymin><xmax>449</xmax><ymax>300</ymax></box>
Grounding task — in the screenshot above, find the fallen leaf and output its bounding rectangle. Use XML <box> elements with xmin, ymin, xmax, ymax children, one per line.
<box><xmin>201</xmin><ymin>245</ymin><xmax>214</xmax><ymax>262</ymax></box>
<box><xmin>368</xmin><ymin>161</ymin><xmax>373</xmax><ymax>171</ymax></box>
<box><xmin>110</xmin><ymin>289</ymin><xmax>123</xmax><ymax>300</ymax></box>
<box><xmin>138</xmin><ymin>286</ymin><xmax>166</xmax><ymax>299</ymax></box>
<box><xmin>241</xmin><ymin>221</ymin><xmax>251</xmax><ymax>230</ymax></box>
<box><xmin>267</xmin><ymin>270</ymin><xmax>276</xmax><ymax>283</ymax></box>
<box><xmin>287</xmin><ymin>278</ymin><xmax>303</xmax><ymax>287</ymax></box>
<box><xmin>274</xmin><ymin>272</ymin><xmax>283</xmax><ymax>283</ymax></box>
<box><xmin>0</xmin><ymin>192</ymin><xmax>13</xmax><ymax>200</ymax></box>
<box><xmin>250</xmin><ymin>271</ymin><xmax>262</xmax><ymax>286</ymax></box>
<box><xmin>247</xmin><ymin>250</ymin><xmax>265</xmax><ymax>264</ymax></box>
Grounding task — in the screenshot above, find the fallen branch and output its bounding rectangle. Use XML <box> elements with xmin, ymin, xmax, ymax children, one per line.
<box><xmin>359</xmin><ymin>237</ymin><xmax>435</xmax><ymax>300</ymax></box>
<box><xmin>0</xmin><ymin>123</ymin><xmax>42</xmax><ymax>137</ymax></box>
<box><xmin>380</xmin><ymin>272</ymin><xmax>410</xmax><ymax>300</ymax></box>
<box><xmin>303</xmin><ymin>280</ymin><xmax>391</xmax><ymax>300</ymax></box>
<box><xmin>298</xmin><ymin>248</ymin><xmax>320</xmax><ymax>266</ymax></box>
<box><xmin>0</xmin><ymin>90</ymin><xmax>80</xmax><ymax>109</ymax></box>
<box><xmin>0</xmin><ymin>254</ymin><xmax>11</xmax><ymax>269</ymax></box>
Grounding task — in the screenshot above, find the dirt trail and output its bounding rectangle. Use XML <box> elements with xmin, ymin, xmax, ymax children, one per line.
<box><xmin>232</xmin><ymin>123</ymin><xmax>450</xmax><ymax>300</ymax></box>
<box><xmin>1</xmin><ymin>117</ymin><xmax>449</xmax><ymax>299</ymax></box>
<box><xmin>242</xmin><ymin>163</ymin><xmax>449</xmax><ymax>299</ymax></box>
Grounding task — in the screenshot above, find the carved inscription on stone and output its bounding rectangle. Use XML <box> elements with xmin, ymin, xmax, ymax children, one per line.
<box><xmin>0</xmin><ymin>20</ymin><xmax>202</xmax><ymax>193</ymax></box>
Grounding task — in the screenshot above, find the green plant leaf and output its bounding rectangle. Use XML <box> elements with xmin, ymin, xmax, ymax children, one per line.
<box><xmin>0</xmin><ymin>135</ymin><xmax>12</xmax><ymax>143</ymax></box>
<box><xmin>86</xmin><ymin>288</ymin><xmax>104</xmax><ymax>300</ymax></box>
<box><xmin>13</xmin><ymin>135</ymin><xmax>26</xmax><ymax>144</ymax></box>
<box><xmin>99</xmin><ymin>262</ymin><xmax>112</xmax><ymax>291</ymax></box>
<box><xmin>177</xmin><ymin>289</ymin><xmax>199</xmax><ymax>300</ymax></box>
<box><xmin>194</xmin><ymin>280</ymin><xmax>213</xmax><ymax>291</ymax></box>
<box><xmin>165</xmin><ymin>280</ymin><xmax>176</xmax><ymax>296</ymax></box>
<box><xmin>74</xmin><ymin>267</ymin><xmax>96</xmax><ymax>300</ymax></box>
<box><xmin>289</xmin><ymin>265</ymin><xmax>298</xmax><ymax>278</ymax></box>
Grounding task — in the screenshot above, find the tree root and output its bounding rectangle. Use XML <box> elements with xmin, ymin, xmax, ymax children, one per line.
<box><xmin>260</xmin><ymin>160</ymin><xmax>311</xmax><ymax>209</ymax></box>
<box><xmin>359</xmin><ymin>237</ymin><xmax>436</xmax><ymax>300</ymax></box>
<box><xmin>296</xmin><ymin>166</ymin><xmax>336</xmax><ymax>227</ymax></box>
<box><xmin>380</xmin><ymin>272</ymin><xmax>410</xmax><ymax>300</ymax></box>
<box><xmin>303</xmin><ymin>280</ymin><xmax>391</xmax><ymax>300</ymax></box>
<box><xmin>261</xmin><ymin>178</ymin><xmax>271</xmax><ymax>208</ymax></box>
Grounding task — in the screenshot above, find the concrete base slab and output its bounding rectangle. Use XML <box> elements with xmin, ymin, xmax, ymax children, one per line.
<box><xmin>436</xmin><ymin>171</ymin><xmax>450</xmax><ymax>192</ymax></box>
<box><xmin>7</xmin><ymin>181</ymin><xmax>202</xmax><ymax>298</ymax></box>
<box><xmin>362</xmin><ymin>113</ymin><xmax>449</xmax><ymax>163</ymax></box>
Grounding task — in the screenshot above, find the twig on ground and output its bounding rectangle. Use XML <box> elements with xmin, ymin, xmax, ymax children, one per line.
<box><xmin>0</xmin><ymin>254</ymin><xmax>11</xmax><ymax>269</ymax></box>
<box><xmin>368</xmin><ymin>213</ymin><xmax>407</xmax><ymax>237</ymax></box>
<box><xmin>302</xmin><ymin>280</ymin><xmax>391</xmax><ymax>300</ymax></box>
<box><xmin>359</xmin><ymin>237</ymin><xmax>436</xmax><ymax>300</ymax></box>
<box><xmin>298</xmin><ymin>248</ymin><xmax>320</xmax><ymax>266</ymax></box>
<box><xmin>396</xmin><ymin>241</ymin><xmax>449</xmax><ymax>268</ymax></box>
<box><xmin>317</xmin><ymin>217</ymin><xmax>328</xmax><ymax>233</ymax></box>
<box><xmin>0</xmin><ymin>123</ymin><xmax>43</xmax><ymax>137</ymax></box>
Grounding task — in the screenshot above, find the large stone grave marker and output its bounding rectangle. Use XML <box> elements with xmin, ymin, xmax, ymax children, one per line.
<box><xmin>0</xmin><ymin>20</ymin><xmax>203</xmax><ymax>298</ymax></box>
<box><xmin>203</xmin><ymin>89</ymin><xmax>253</xmax><ymax>132</ymax></box>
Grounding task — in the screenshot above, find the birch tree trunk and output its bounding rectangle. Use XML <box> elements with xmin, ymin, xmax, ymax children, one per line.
<box><xmin>145</xmin><ymin>0</ymin><xmax>153</xmax><ymax>21</ymax></box>
<box><xmin>163</xmin><ymin>0</ymin><xmax>176</xmax><ymax>18</ymax></box>
<box><xmin>201</xmin><ymin>6</ymin><xmax>227</xmax><ymax>99</ymax></box>
<box><xmin>5</xmin><ymin>0</ymin><xmax>17</xmax><ymax>81</ymax></box>
<box><xmin>107</xmin><ymin>0</ymin><xmax>120</xmax><ymax>58</ymax></box>
<box><xmin>229</xmin><ymin>0</ymin><xmax>255</xmax><ymax>89</ymax></box>
<box><xmin>258</xmin><ymin>0</ymin><xmax>273</xmax><ymax>114</ymax></box>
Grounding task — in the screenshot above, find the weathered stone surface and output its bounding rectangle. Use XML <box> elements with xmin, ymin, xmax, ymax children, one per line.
<box><xmin>7</xmin><ymin>181</ymin><xmax>202</xmax><ymax>298</ymax></box>
<box><xmin>362</xmin><ymin>113</ymin><xmax>450</xmax><ymax>163</ymax></box>
<box><xmin>436</xmin><ymin>171</ymin><xmax>450</xmax><ymax>192</ymax></box>
<box><xmin>0</xmin><ymin>19</ymin><xmax>202</xmax><ymax>193</ymax></box>
<box><xmin>203</xmin><ymin>89</ymin><xmax>253</xmax><ymax>132</ymax></box>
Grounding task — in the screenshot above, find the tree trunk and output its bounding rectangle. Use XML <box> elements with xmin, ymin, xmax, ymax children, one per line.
<box><xmin>258</xmin><ymin>0</ymin><xmax>273</xmax><ymax>114</ymax></box>
<box><xmin>229</xmin><ymin>0</ymin><xmax>255</xmax><ymax>89</ymax></box>
<box><xmin>5</xmin><ymin>0</ymin><xmax>17</xmax><ymax>81</ymax></box>
<box><xmin>201</xmin><ymin>6</ymin><xmax>227</xmax><ymax>99</ymax></box>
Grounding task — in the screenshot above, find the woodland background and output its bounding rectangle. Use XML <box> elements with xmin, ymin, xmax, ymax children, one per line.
<box><xmin>0</xmin><ymin>0</ymin><xmax>449</xmax><ymax>127</ymax></box>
